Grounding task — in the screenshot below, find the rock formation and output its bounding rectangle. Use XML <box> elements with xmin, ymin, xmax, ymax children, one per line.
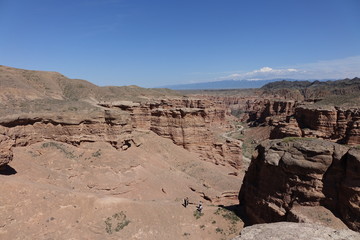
<box><xmin>0</xmin><ymin>110</ymin><xmax>140</xmax><ymax>167</ymax></box>
<box><xmin>239</xmin><ymin>138</ymin><xmax>360</xmax><ymax>232</ymax></box>
<box><xmin>270</xmin><ymin>106</ymin><xmax>360</xmax><ymax>144</ymax></box>
<box><xmin>241</xmin><ymin>98</ymin><xmax>360</xmax><ymax>145</ymax></box>
<box><xmin>232</xmin><ymin>222</ymin><xmax>360</xmax><ymax>240</ymax></box>
<box><xmin>0</xmin><ymin>98</ymin><xmax>243</xmax><ymax>169</ymax></box>
<box><xmin>244</xmin><ymin>99</ymin><xmax>296</xmax><ymax>125</ymax></box>
<box><xmin>100</xmin><ymin>98</ymin><xmax>243</xmax><ymax>168</ymax></box>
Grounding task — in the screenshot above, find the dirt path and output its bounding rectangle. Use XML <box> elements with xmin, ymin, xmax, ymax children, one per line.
<box><xmin>221</xmin><ymin>124</ymin><xmax>251</xmax><ymax>164</ymax></box>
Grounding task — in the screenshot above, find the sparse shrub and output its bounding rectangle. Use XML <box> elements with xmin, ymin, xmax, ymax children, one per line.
<box><xmin>105</xmin><ymin>217</ymin><xmax>112</xmax><ymax>234</ymax></box>
<box><xmin>282</xmin><ymin>137</ymin><xmax>314</xmax><ymax>143</ymax></box>
<box><xmin>193</xmin><ymin>210</ymin><xmax>204</xmax><ymax>219</ymax></box>
<box><xmin>41</xmin><ymin>142</ymin><xmax>76</xmax><ymax>159</ymax></box>
<box><xmin>68</xmin><ymin>106</ymin><xmax>78</xmax><ymax>111</ymax></box>
<box><xmin>28</xmin><ymin>151</ymin><xmax>40</xmax><ymax>157</ymax></box>
<box><xmin>214</xmin><ymin>207</ymin><xmax>242</xmax><ymax>236</ymax></box>
<box><xmin>214</xmin><ymin>207</ymin><xmax>241</xmax><ymax>224</ymax></box>
<box><xmin>215</xmin><ymin>227</ymin><xmax>223</xmax><ymax>234</ymax></box>
<box><xmin>353</xmin><ymin>145</ymin><xmax>360</xmax><ymax>150</ymax></box>
<box><xmin>92</xmin><ymin>149</ymin><xmax>101</xmax><ymax>157</ymax></box>
<box><xmin>231</xmin><ymin>109</ymin><xmax>244</xmax><ymax>118</ymax></box>
<box><xmin>214</xmin><ymin>208</ymin><xmax>221</xmax><ymax>215</ymax></box>
<box><xmin>104</xmin><ymin>211</ymin><xmax>130</xmax><ymax>234</ymax></box>
<box><xmin>221</xmin><ymin>209</ymin><xmax>241</xmax><ymax>224</ymax></box>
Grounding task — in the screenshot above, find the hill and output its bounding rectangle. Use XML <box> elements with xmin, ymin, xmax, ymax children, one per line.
<box><xmin>0</xmin><ymin>65</ymin><xmax>180</xmax><ymax>115</ymax></box>
<box><xmin>160</xmin><ymin>79</ymin><xmax>287</xmax><ymax>90</ymax></box>
<box><xmin>260</xmin><ymin>77</ymin><xmax>360</xmax><ymax>106</ymax></box>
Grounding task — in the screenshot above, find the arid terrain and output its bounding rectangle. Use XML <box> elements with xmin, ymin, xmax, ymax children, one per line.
<box><xmin>0</xmin><ymin>66</ymin><xmax>359</xmax><ymax>239</ymax></box>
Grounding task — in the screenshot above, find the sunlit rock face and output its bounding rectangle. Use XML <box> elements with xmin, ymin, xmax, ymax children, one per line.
<box><xmin>102</xmin><ymin>98</ymin><xmax>243</xmax><ymax>169</ymax></box>
<box><xmin>248</xmin><ymin>104</ymin><xmax>360</xmax><ymax>145</ymax></box>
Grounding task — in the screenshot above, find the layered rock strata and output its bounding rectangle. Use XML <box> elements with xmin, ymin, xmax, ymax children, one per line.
<box><xmin>100</xmin><ymin>98</ymin><xmax>242</xmax><ymax>168</ymax></box>
<box><xmin>239</xmin><ymin>138</ymin><xmax>360</xmax><ymax>231</ymax></box>
<box><xmin>1</xmin><ymin>98</ymin><xmax>242</xmax><ymax>169</ymax></box>
<box><xmin>271</xmin><ymin>106</ymin><xmax>360</xmax><ymax>144</ymax></box>
<box><xmin>244</xmin><ymin>99</ymin><xmax>296</xmax><ymax>125</ymax></box>
<box><xmin>243</xmin><ymin>99</ymin><xmax>360</xmax><ymax>144</ymax></box>
<box><xmin>0</xmin><ymin>110</ymin><xmax>139</xmax><ymax>167</ymax></box>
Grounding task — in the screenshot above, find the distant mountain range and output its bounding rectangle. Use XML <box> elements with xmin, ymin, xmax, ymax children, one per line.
<box><xmin>160</xmin><ymin>79</ymin><xmax>332</xmax><ymax>90</ymax></box>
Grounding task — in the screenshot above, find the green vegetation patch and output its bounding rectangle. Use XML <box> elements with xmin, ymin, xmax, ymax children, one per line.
<box><xmin>214</xmin><ymin>207</ymin><xmax>241</xmax><ymax>223</ymax></box>
<box><xmin>193</xmin><ymin>210</ymin><xmax>204</xmax><ymax>219</ymax></box>
<box><xmin>105</xmin><ymin>211</ymin><xmax>130</xmax><ymax>234</ymax></box>
<box><xmin>241</xmin><ymin>139</ymin><xmax>257</xmax><ymax>159</ymax></box>
<box><xmin>41</xmin><ymin>142</ymin><xmax>77</xmax><ymax>159</ymax></box>
<box><xmin>214</xmin><ymin>207</ymin><xmax>242</xmax><ymax>235</ymax></box>
<box><xmin>215</xmin><ymin>227</ymin><xmax>224</xmax><ymax>234</ymax></box>
<box><xmin>282</xmin><ymin>137</ymin><xmax>315</xmax><ymax>143</ymax></box>
<box><xmin>92</xmin><ymin>149</ymin><xmax>102</xmax><ymax>158</ymax></box>
<box><xmin>353</xmin><ymin>145</ymin><xmax>360</xmax><ymax>150</ymax></box>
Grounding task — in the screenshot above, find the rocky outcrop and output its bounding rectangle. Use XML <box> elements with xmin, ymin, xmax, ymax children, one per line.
<box><xmin>232</xmin><ymin>222</ymin><xmax>360</xmax><ymax>240</ymax></box>
<box><xmin>1</xmin><ymin>98</ymin><xmax>242</xmax><ymax>169</ymax></box>
<box><xmin>270</xmin><ymin>117</ymin><xmax>302</xmax><ymax>139</ymax></box>
<box><xmin>270</xmin><ymin>106</ymin><xmax>360</xmax><ymax>144</ymax></box>
<box><xmin>239</xmin><ymin>138</ymin><xmax>360</xmax><ymax>231</ymax></box>
<box><xmin>101</xmin><ymin>98</ymin><xmax>242</xmax><ymax>168</ymax></box>
<box><xmin>0</xmin><ymin>110</ymin><xmax>142</xmax><ymax>167</ymax></box>
<box><xmin>244</xmin><ymin>99</ymin><xmax>296</xmax><ymax>125</ymax></box>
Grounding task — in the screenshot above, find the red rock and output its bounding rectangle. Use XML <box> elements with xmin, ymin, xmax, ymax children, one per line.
<box><xmin>239</xmin><ymin>138</ymin><xmax>360</xmax><ymax>232</ymax></box>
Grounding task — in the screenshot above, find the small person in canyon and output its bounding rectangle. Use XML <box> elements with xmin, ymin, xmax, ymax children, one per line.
<box><xmin>183</xmin><ymin>197</ymin><xmax>189</xmax><ymax>208</ymax></box>
<box><xmin>197</xmin><ymin>201</ymin><xmax>203</xmax><ymax>213</ymax></box>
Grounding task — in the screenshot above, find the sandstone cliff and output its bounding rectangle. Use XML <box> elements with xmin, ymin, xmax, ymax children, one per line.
<box><xmin>100</xmin><ymin>98</ymin><xmax>242</xmax><ymax>168</ymax></box>
<box><xmin>244</xmin><ymin>99</ymin><xmax>296</xmax><ymax>125</ymax></box>
<box><xmin>0</xmin><ymin>98</ymin><xmax>242</xmax><ymax>169</ymax></box>
<box><xmin>0</xmin><ymin>110</ymin><xmax>142</xmax><ymax>167</ymax></box>
<box><xmin>239</xmin><ymin>138</ymin><xmax>360</xmax><ymax>231</ymax></box>
<box><xmin>241</xmin><ymin>98</ymin><xmax>360</xmax><ymax>145</ymax></box>
<box><xmin>270</xmin><ymin>106</ymin><xmax>360</xmax><ymax>144</ymax></box>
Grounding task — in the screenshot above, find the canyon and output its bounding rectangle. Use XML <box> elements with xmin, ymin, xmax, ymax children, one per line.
<box><xmin>1</xmin><ymin>66</ymin><xmax>360</xmax><ymax>239</ymax></box>
<box><xmin>0</xmin><ymin>66</ymin><xmax>247</xmax><ymax>240</ymax></box>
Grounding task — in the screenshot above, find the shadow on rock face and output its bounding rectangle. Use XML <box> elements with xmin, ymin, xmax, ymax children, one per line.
<box><xmin>0</xmin><ymin>165</ymin><xmax>17</xmax><ymax>175</ymax></box>
<box><xmin>218</xmin><ymin>204</ymin><xmax>251</xmax><ymax>227</ymax></box>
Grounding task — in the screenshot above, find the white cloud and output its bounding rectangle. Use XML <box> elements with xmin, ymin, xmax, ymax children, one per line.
<box><xmin>258</xmin><ymin>67</ymin><xmax>273</xmax><ymax>72</ymax></box>
<box><xmin>221</xmin><ymin>66</ymin><xmax>301</xmax><ymax>80</ymax></box>
<box><xmin>219</xmin><ymin>55</ymin><xmax>360</xmax><ymax>81</ymax></box>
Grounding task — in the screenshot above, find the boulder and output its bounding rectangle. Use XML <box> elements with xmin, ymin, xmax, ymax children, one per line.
<box><xmin>232</xmin><ymin>222</ymin><xmax>360</xmax><ymax>240</ymax></box>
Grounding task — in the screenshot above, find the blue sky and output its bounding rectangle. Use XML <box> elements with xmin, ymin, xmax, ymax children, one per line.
<box><xmin>0</xmin><ymin>0</ymin><xmax>359</xmax><ymax>87</ymax></box>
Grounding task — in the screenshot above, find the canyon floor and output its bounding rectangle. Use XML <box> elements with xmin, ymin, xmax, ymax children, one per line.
<box><xmin>1</xmin><ymin>131</ymin><xmax>245</xmax><ymax>240</ymax></box>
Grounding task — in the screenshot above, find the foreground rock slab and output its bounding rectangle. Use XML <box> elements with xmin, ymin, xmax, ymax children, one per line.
<box><xmin>232</xmin><ymin>222</ymin><xmax>360</xmax><ymax>240</ymax></box>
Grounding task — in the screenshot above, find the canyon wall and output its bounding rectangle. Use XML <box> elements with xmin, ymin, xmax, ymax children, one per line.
<box><xmin>244</xmin><ymin>99</ymin><xmax>296</xmax><ymax>125</ymax></box>
<box><xmin>1</xmin><ymin>98</ymin><xmax>242</xmax><ymax>169</ymax></box>
<box><xmin>271</xmin><ymin>106</ymin><xmax>360</xmax><ymax>144</ymax></box>
<box><xmin>239</xmin><ymin>138</ymin><xmax>360</xmax><ymax>231</ymax></box>
<box><xmin>102</xmin><ymin>98</ymin><xmax>242</xmax><ymax>168</ymax></box>
<box><xmin>0</xmin><ymin>110</ymin><xmax>139</xmax><ymax>167</ymax></box>
<box><xmin>241</xmin><ymin>99</ymin><xmax>360</xmax><ymax>145</ymax></box>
